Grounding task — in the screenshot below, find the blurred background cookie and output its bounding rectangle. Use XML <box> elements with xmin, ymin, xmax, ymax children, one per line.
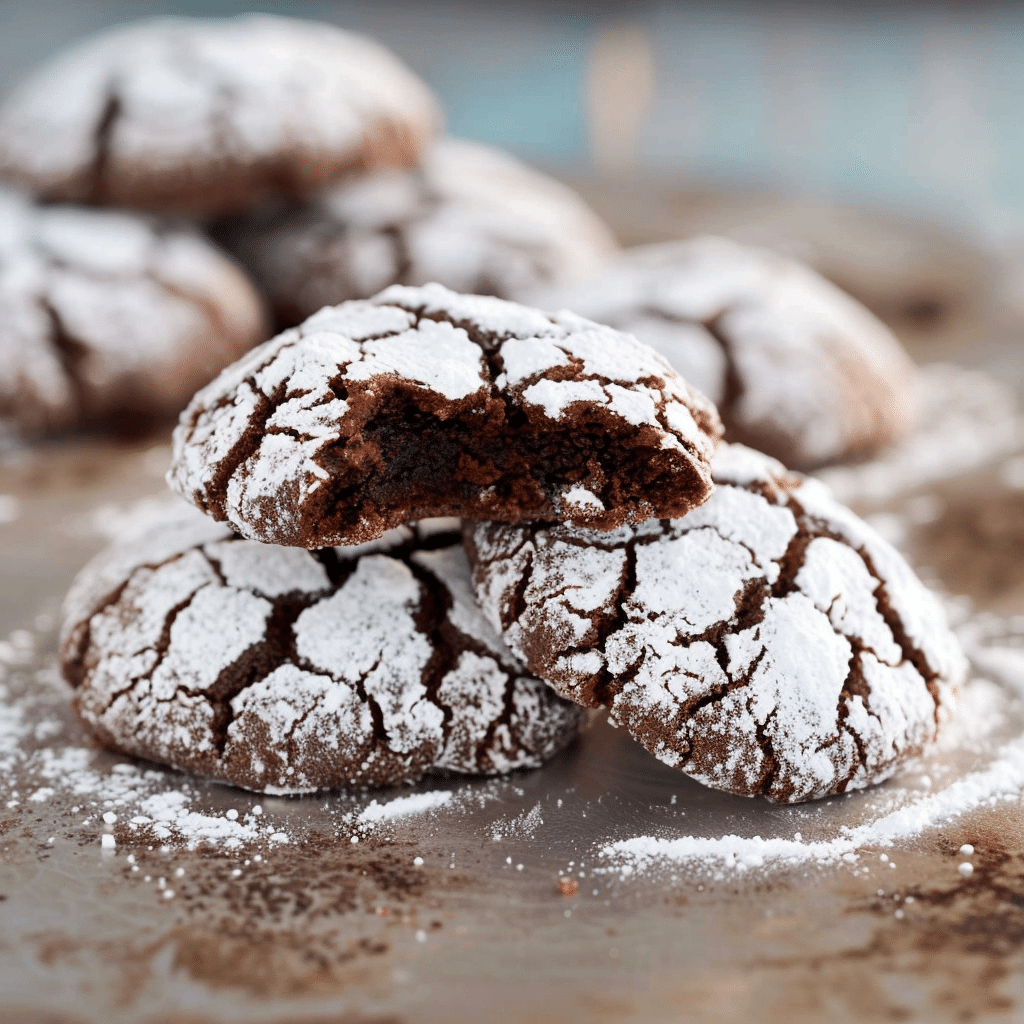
<box><xmin>574</xmin><ymin>183</ymin><xmax>993</xmax><ymax>363</ymax></box>
<box><xmin>216</xmin><ymin>139</ymin><xmax>618</xmax><ymax>330</ymax></box>
<box><xmin>533</xmin><ymin>236</ymin><xmax>919</xmax><ymax>470</ymax></box>
<box><xmin>0</xmin><ymin>188</ymin><xmax>266</xmax><ymax>436</ymax></box>
<box><xmin>0</xmin><ymin>14</ymin><xmax>441</xmax><ymax>216</ymax></box>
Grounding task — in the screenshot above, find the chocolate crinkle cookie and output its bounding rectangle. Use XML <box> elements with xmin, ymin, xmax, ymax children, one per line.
<box><xmin>0</xmin><ymin>15</ymin><xmax>439</xmax><ymax>216</ymax></box>
<box><xmin>531</xmin><ymin>236</ymin><xmax>919</xmax><ymax>470</ymax></box>
<box><xmin>215</xmin><ymin>139</ymin><xmax>619</xmax><ymax>330</ymax></box>
<box><xmin>465</xmin><ymin>444</ymin><xmax>966</xmax><ymax>803</ymax></box>
<box><xmin>168</xmin><ymin>283</ymin><xmax>722</xmax><ymax>548</ymax></box>
<box><xmin>60</xmin><ymin>506</ymin><xmax>581</xmax><ymax>794</ymax></box>
<box><xmin>0</xmin><ymin>188</ymin><xmax>265</xmax><ymax>436</ymax></box>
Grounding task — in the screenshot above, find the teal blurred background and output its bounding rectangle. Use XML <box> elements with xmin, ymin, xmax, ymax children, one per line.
<box><xmin>0</xmin><ymin>1</ymin><xmax>1020</xmax><ymax>237</ymax></box>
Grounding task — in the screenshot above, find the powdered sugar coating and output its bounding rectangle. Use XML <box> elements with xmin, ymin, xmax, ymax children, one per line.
<box><xmin>0</xmin><ymin>15</ymin><xmax>440</xmax><ymax>215</ymax></box>
<box><xmin>217</xmin><ymin>138</ymin><xmax>618</xmax><ymax>327</ymax></box>
<box><xmin>531</xmin><ymin>236</ymin><xmax>919</xmax><ymax>469</ymax></box>
<box><xmin>169</xmin><ymin>283</ymin><xmax>722</xmax><ymax>548</ymax></box>
<box><xmin>59</xmin><ymin>505</ymin><xmax>581</xmax><ymax>794</ymax></box>
<box><xmin>0</xmin><ymin>187</ymin><xmax>265</xmax><ymax>435</ymax></box>
<box><xmin>465</xmin><ymin>444</ymin><xmax>965</xmax><ymax>803</ymax></box>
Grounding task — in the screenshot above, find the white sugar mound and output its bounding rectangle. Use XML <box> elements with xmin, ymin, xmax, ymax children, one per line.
<box><xmin>601</xmin><ymin>730</ymin><xmax>1024</xmax><ymax>876</ymax></box>
<box><xmin>357</xmin><ymin>789</ymin><xmax>452</xmax><ymax>825</ymax></box>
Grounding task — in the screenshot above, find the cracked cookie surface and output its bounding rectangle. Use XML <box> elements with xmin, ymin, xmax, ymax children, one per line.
<box><xmin>0</xmin><ymin>188</ymin><xmax>265</xmax><ymax>435</ymax></box>
<box><xmin>60</xmin><ymin>505</ymin><xmax>581</xmax><ymax>794</ymax></box>
<box><xmin>0</xmin><ymin>15</ymin><xmax>439</xmax><ymax>216</ymax></box>
<box><xmin>464</xmin><ymin>444</ymin><xmax>965</xmax><ymax>803</ymax></box>
<box><xmin>215</xmin><ymin>139</ymin><xmax>618</xmax><ymax>330</ymax></box>
<box><xmin>531</xmin><ymin>236</ymin><xmax>919</xmax><ymax>469</ymax></box>
<box><xmin>168</xmin><ymin>283</ymin><xmax>722</xmax><ymax>548</ymax></box>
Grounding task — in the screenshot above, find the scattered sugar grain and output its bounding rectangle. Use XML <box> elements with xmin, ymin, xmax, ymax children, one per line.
<box><xmin>960</xmin><ymin>843</ymin><xmax>975</xmax><ymax>855</ymax></box>
<box><xmin>100</xmin><ymin>834</ymin><xmax>116</xmax><ymax>850</ymax></box>
<box><xmin>958</xmin><ymin>862</ymin><xmax>974</xmax><ymax>877</ymax></box>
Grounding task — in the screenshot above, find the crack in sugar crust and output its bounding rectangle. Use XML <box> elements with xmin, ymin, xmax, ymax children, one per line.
<box><xmin>0</xmin><ymin>187</ymin><xmax>266</xmax><ymax>436</ymax></box>
<box><xmin>60</xmin><ymin>506</ymin><xmax>581</xmax><ymax>794</ymax></box>
<box><xmin>168</xmin><ymin>283</ymin><xmax>723</xmax><ymax>548</ymax></box>
<box><xmin>214</xmin><ymin>138</ymin><xmax>618</xmax><ymax>329</ymax></box>
<box><xmin>0</xmin><ymin>15</ymin><xmax>440</xmax><ymax>216</ymax></box>
<box><xmin>464</xmin><ymin>444</ymin><xmax>966</xmax><ymax>804</ymax></box>
<box><xmin>529</xmin><ymin>236</ymin><xmax>919</xmax><ymax>470</ymax></box>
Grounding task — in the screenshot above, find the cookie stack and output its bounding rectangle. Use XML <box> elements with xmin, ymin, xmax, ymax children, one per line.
<box><xmin>61</xmin><ymin>284</ymin><xmax>965</xmax><ymax>803</ymax></box>
<box><xmin>0</xmin><ymin>14</ymin><xmax>619</xmax><ymax>437</ymax></box>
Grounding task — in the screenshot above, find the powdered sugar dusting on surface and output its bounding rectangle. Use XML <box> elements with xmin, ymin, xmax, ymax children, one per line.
<box><xmin>597</xmin><ymin>672</ymin><xmax>1024</xmax><ymax>878</ymax></box>
<box><xmin>357</xmin><ymin>790</ymin><xmax>453</xmax><ymax>825</ymax></box>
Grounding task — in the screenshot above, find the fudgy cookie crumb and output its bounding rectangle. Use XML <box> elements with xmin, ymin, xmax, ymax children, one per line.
<box><xmin>169</xmin><ymin>283</ymin><xmax>722</xmax><ymax>548</ymax></box>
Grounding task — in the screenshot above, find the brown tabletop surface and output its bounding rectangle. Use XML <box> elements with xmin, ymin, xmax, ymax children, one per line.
<box><xmin>2</xmin><ymin>197</ymin><xmax>1024</xmax><ymax>1024</ymax></box>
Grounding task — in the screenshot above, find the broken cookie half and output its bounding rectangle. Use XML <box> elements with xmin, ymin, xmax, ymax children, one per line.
<box><xmin>465</xmin><ymin>444</ymin><xmax>966</xmax><ymax>803</ymax></box>
<box><xmin>60</xmin><ymin>504</ymin><xmax>581</xmax><ymax>794</ymax></box>
<box><xmin>168</xmin><ymin>283</ymin><xmax>722</xmax><ymax>548</ymax></box>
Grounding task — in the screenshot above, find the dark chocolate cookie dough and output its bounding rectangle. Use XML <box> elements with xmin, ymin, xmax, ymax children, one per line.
<box><xmin>168</xmin><ymin>283</ymin><xmax>722</xmax><ymax>548</ymax></box>
<box><xmin>60</xmin><ymin>506</ymin><xmax>581</xmax><ymax>794</ymax></box>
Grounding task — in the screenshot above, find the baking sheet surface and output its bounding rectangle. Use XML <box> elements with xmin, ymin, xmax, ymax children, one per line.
<box><xmin>3</xmin><ymin>268</ymin><xmax>1024</xmax><ymax>1024</ymax></box>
